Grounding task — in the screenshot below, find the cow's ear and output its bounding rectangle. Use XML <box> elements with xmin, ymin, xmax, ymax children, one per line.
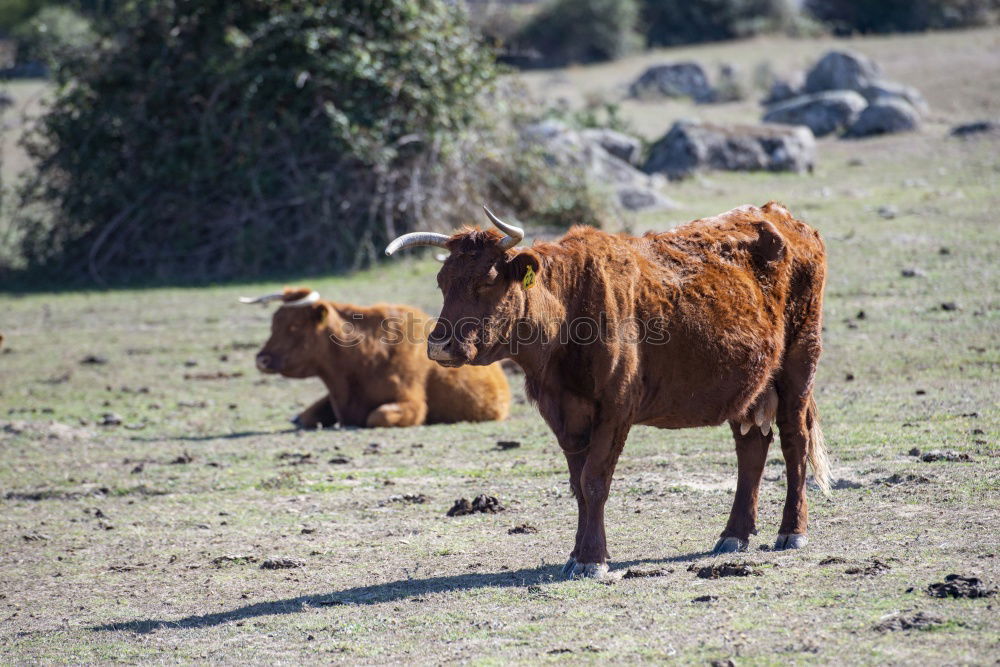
<box><xmin>506</xmin><ymin>249</ymin><xmax>541</xmax><ymax>288</ymax></box>
<box><xmin>313</xmin><ymin>303</ymin><xmax>331</xmax><ymax>325</ymax></box>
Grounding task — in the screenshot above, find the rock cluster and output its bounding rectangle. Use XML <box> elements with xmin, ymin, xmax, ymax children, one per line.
<box><xmin>642</xmin><ymin>120</ymin><xmax>816</xmax><ymax>180</ymax></box>
<box><xmin>763</xmin><ymin>50</ymin><xmax>926</xmax><ymax>138</ymax></box>
<box><xmin>520</xmin><ymin>119</ymin><xmax>678</xmax><ymax>212</ymax></box>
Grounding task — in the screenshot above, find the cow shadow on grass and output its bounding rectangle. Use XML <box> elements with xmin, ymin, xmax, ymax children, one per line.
<box><xmin>128</xmin><ymin>428</ymin><xmax>298</xmax><ymax>443</ymax></box>
<box><xmin>91</xmin><ymin>552</ymin><xmax>712</xmax><ymax>634</ymax></box>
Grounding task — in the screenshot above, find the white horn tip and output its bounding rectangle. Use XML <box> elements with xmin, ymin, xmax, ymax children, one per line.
<box><xmin>238</xmin><ymin>297</ymin><xmax>255</xmax><ymax>303</ymax></box>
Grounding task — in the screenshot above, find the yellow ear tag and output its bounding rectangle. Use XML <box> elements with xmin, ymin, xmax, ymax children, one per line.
<box><xmin>522</xmin><ymin>265</ymin><xmax>537</xmax><ymax>289</ymax></box>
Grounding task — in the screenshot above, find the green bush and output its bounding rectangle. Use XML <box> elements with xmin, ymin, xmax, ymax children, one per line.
<box><xmin>514</xmin><ymin>0</ymin><xmax>642</xmax><ymax>66</ymax></box>
<box><xmin>0</xmin><ymin>0</ymin><xmax>47</xmax><ymax>33</ymax></box>
<box><xmin>12</xmin><ymin>0</ymin><xmax>501</xmax><ymax>283</ymax></box>
<box><xmin>642</xmin><ymin>0</ymin><xmax>795</xmax><ymax>46</ymax></box>
<box><xmin>11</xmin><ymin>5</ymin><xmax>97</xmax><ymax>70</ymax></box>
<box><xmin>804</xmin><ymin>0</ymin><xmax>1000</xmax><ymax>33</ymax></box>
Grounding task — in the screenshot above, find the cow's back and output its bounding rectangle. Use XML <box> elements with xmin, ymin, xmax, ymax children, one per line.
<box><xmin>633</xmin><ymin>202</ymin><xmax>825</xmax><ymax>427</ymax></box>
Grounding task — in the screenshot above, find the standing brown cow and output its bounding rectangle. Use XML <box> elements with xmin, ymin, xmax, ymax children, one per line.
<box><xmin>242</xmin><ymin>287</ymin><xmax>511</xmax><ymax>428</ymax></box>
<box><xmin>386</xmin><ymin>202</ymin><xmax>830</xmax><ymax>577</ymax></box>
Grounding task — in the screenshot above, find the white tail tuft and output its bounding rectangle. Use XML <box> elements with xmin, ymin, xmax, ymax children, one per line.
<box><xmin>807</xmin><ymin>396</ymin><xmax>831</xmax><ymax>496</ymax></box>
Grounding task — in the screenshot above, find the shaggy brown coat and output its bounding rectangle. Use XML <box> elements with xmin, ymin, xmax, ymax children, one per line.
<box><xmin>423</xmin><ymin>202</ymin><xmax>829</xmax><ymax>576</ymax></box>
<box><xmin>254</xmin><ymin>288</ymin><xmax>511</xmax><ymax>428</ymax></box>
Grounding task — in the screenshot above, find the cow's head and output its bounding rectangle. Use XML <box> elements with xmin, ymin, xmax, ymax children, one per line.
<box><xmin>386</xmin><ymin>206</ymin><xmax>540</xmax><ymax>367</ymax></box>
<box><xmin>240</xmin><ymin>287</ymin><xmax>330</xmax><ymax>378</ymax></box>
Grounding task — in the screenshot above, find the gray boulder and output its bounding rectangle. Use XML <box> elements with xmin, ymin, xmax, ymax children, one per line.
<box><xmin>616</xmin><ymin>186</ymin><xmax>678</xmax><ymax>212</ymax></box>
<box><xmin>520</xmin><ymin>120</ymin><xmax>677</xmax><ymax>212</ymax></box>
<box><xmin>804</xmin><ymin>50</ymin><xmax>882</xmax><ymax>94</ymax></box>
<box><xmin>629</xmin><ymin>62</ymin><xmax>714</xmax><ymax>102</ymax></box>
<box><xmin>763</xmin><ymin>90</ymin><xmax>868</xmax><ymax>137</ymax></box>
<box><xmin>580</xmin><ymin>128</ymin><xmax>643</xmax><ymax>166</ymax></box>
<box><xmin>643</xmin><ymin>120</ymin><xmax>816</xmax><ymax>181</ymax></box>
<box><xmin>764</xmin><ymin>71</ymin><xmax>805</xmax><ymax>106</ymax></box>
<box><xmin>845</xmin><ymin>100</ymin><xmax>921</xmax><ymax>138</ymax></box>
<box><xmin>859</xmin><ymin>79</ymin><xmax>928</xmax><ymax>116</ymax></box>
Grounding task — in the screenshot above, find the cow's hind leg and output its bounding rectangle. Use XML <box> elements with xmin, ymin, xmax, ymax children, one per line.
<box><xmin>773</xmin><ymin>343</ymin><xmax>829</xmax><ymax>550</ymax></box>
<box><xmin>715</xmin><ymin>421</ymin><xmax>773</xmax><ymax>553</ymax></box>
<box><xmin>562</xmin><ymin>449</ymin><xmax>587</xmax><ymax>576</ymax></box>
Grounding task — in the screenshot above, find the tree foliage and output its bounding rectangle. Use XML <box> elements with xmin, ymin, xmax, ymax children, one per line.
<box><xmin>804</xmin><ymin>0</ymin><xmax>1000</xmax><ymax>33</ymax></box>
<box><xmin>14</xmin><ymin>0</ymin><xmax>500</xmax><ymax>282</ymax></box>
<box><xmin>642</xmin><ymin>0</ymin><xmax>795</xmax><ymax>46</ymax></box>
<box><xmin>514</xmin><ymin>0</ymin><xmax>642</xmax><ymax>67</ymax></box>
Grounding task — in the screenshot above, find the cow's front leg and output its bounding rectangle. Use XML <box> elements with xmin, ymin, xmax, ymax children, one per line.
<box><xmin>561</xmin><ymin>448</ymin><xmax>587</xmax><ymax>576</ymax></box>
<box><xmin>292</xmin><ymin>395</ymin><xmax>339</xmax><ymax>430</ymax></box>
<box><xmin>715</xmin><ymin>421</ymin><xmax>773</xmax><ymax>553</ymax></box>
<box><xmin>570</xmin><ymin>421</ymin><xmax>630</xmax><ymax>579</ymax></box>
<box><xmin>365</xmin><ymin>400</ymin><xmax>427</xmax><ymax>428</ymax></box>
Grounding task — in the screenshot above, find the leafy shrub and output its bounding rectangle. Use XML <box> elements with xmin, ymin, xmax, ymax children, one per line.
<box><xmin>486</xmin><ymin>145</ymin><xmax>623</xmax><ymax>231</ymax></box>
<box><xmin>642</xmin><ymin>0</ymin><xmax>795</xmax><ymax>46</ymax></box>
<box><xmin>513</xmin><ymin>0</ymin><xmax>642</xmax><ymax>67</ymax></box>
<box><xmin>0</xmin><ymin>0</ymin><xmax>47</xmax><ymax>33</ymax></box>
<box><xmin>12</xmin><ymin>0</ymin><xmax>501</xmax><ymax>283</ymax></box>
<box><xmin>10</xmin><ymin>5</ymin><xmax>97</xmax><ymax>71</ymax></box>
<box><xmin>804</xmin><ymin>0</ymin><xmax>1000</xmax><ymax>33</ymax></box>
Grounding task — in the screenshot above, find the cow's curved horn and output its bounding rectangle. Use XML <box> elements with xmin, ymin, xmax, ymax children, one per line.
<box><xmin>483</xmin><ymin>204</ymin><xmax>523</xmax><ymax>250</ymax></box>
<box><xmin>238</xmin><ymin>292</ymin><xmax>285</xmax><ymax>305</ymax></box>
<box><xmin>282</xmin><ymin>290</ymin><xmax>320</xmax><ymax>308</ymax></box>
<box><xmin>385</xmin><ymin>232</ymin><xmax>451</xmax><ymax>256</ymax></box>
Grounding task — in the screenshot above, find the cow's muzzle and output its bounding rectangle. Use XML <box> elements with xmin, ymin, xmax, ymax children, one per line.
<box><xmin>427</xmin><ymin>340</ymin><xmax>465</xmax><ymax>367</ymax></box>
<box><xmin>255</xmin><ymin>353</ymin><xmax>279</xmax><ymax>373</ymax></box>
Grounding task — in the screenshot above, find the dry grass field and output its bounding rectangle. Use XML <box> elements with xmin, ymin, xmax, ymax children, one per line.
<box><xmin>1</xmin><ymin>27</ymin><xmax>998</xmax><ymax>664</ymax></box>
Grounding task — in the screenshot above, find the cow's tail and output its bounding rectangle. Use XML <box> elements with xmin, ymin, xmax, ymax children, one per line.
<box><xmin>807</xmin><ymin>395</ymin><xmax>831</xmax><ymax>496</ymax></box>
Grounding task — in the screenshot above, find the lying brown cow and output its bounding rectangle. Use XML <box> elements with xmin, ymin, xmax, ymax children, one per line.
<box><xmin>242</xmin><ymin>287</ymin><xmax>511</xmax><ymax>428</ymax></box>
<box><xmin>386</xmin><ymin>202</ymin><xmax>830</xmax><ymax>577</ymax></box>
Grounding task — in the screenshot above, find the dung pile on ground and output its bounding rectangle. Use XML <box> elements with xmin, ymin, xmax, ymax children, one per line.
<box><xmin>508</xmin><ymin>523</ymin><xmax>538</xmax><ymax>534</ymax></box>
<box><xmin>920</xmin><ymin>450</ymin><xmax>972</xmax><ymax>462</ymax></box>
<box><xmin>623</xmin><ymin>567</ymin><xmax>672</xmax><ymax>579</ymax></box>
<box><xmin>446</xmin><ymin>494</ymin><xmax>504</xmax><ymax>517</ymax></box>
<box><xmin>926</xmin><ymin>575</ymin><xmax>996</xmax><ymax>599</ymax></box>
<box><xmin>874</xmin><ymin>611</ymin><xmax>944</xmax><ymax>632</ymax></box>
<box><xmin>845</xmin><ymin>558</ymin><xmax>893</xmax><ymax>576</ymax></box>
<box><xmin>260</xmin><ymin>557</ymin><xmax>305</xmax><ymax>570</ymax></box>
<box><xmin>382</xmin><ymin>494</ymin><xmax>428</xmax><ymax>506</ymax></box>
<box><xmin>691</xmin><ymin>561</ymin><xmax>762</xmax><ymax>579</ymax></box>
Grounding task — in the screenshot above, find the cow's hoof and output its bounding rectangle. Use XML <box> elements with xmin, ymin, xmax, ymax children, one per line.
<box><xmin>570</xmin><ymin>562</ymin><xmax>610</xmax><ymax>580</ymax></box>
<box><xmin>713</xmin><ymin>536</ymin><xmax>748</xmax><ymax>554</ymax></box>
<box><xmin>774</xmin><ymin>534</ymin><xmax>808</xmax><ymax>550</ymax></box>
